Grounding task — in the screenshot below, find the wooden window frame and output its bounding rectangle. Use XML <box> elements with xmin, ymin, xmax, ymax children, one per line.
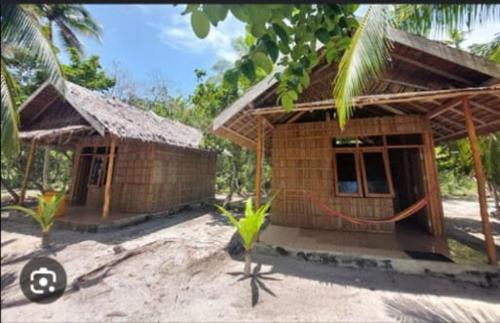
<box><xmin>333</xmin><ymin>148</ymin><xmax>363</xmax><ymax>197</ymax></box>
<box><xmin>87</xmin><ymin>155</ymin><xmax>109</xmax><ymax>188</ymax></box>
<box><xmin>359</xmin><ymin>147</ymin><xmax>395</xmax><ymax>198</ymax></box>
<box><xmin>333</xmin><ymin>134</ymin><xmax>402</xmax><ymax>198</ymax></box>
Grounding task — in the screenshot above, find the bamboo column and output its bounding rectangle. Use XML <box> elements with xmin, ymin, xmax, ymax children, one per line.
<box><xmin>67</xmin><ymin>145</ymin><xmax>82</xmax><ymax>203</ymax></box>
<box><xmin>102</xmin><ymin>136</ymin><xmax>117</xmax><ymax>220</ymax></box>
<box><xmin>255</xmin><ymin>116</ymin><xmax>264</xmax><ymax>208</ymax></box>
<box><xmin>19</xmin><ymin>140</ymin><xmax>37</xmax><ymax>205</ymax></box>
<box><xmin>463</xmin><ymin>97</ymin><xmax>497</xmax><ymax>265</ymax></box>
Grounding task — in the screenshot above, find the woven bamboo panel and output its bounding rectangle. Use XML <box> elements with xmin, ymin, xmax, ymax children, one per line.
<box><xmin>269</xmin><ymin>116</ymin><xmax>428</xmax><ymax>233</ymax></box>
<box><xmin>109</xmin><ymin>141</ymin><xmax>216</xmax><ymax>213</ymax></box>
<box><xmin>147</xmin><ymin>144</ymin><xmax>216</xmax><ymax>212</ymax></box>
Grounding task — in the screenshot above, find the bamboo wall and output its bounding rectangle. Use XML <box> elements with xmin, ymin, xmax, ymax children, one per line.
<box><xmin>73</xmin><ymin>136</ymin><xmax>216</xmax><ymax>214</ymax></box>
<box><xmin>271</xmin><ymin>115</ymin><xmax>435</xmax><ymax>233</ymax></box>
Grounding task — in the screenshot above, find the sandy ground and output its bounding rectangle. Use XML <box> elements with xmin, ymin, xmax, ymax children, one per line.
<box><xmin>2</xmin><ymin>202</ymin><xmax>500</xmax><ymax>322</ymax></box>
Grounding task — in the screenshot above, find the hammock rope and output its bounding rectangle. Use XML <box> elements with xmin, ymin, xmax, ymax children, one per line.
<box><xmin>304</xmin><ymin>190</ymin><xmax>431</xmax><ymax>225</ymax></box>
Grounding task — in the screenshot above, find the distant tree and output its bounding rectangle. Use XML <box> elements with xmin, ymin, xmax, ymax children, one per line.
<box><xmin>63</xmin><ymin>48</ymin><xmax>115</xmax><ymax>92</ymax></box>
<box><xmin>469</xmin><ymin>33</ymin><xmax>500</xmax><ymax>63</ymax></box>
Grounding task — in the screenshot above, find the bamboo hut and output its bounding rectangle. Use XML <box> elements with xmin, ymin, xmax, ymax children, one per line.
<box><xmin>18</xmin><ymin>81</ymin><xmax>216</xmax><ymax>222</ymax></box>
<box><xmin>212</xmin><ymin>28</ymin><xmax>500</xmax><ymax>264</ymax></box>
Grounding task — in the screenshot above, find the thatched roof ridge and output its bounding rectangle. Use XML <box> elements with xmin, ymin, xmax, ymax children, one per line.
<box><xmin>20</xmin><ymin>82</ymin><xmax>204</xmax><ymax>150</ymax></box>
<box><xmin>211</xmin><ymin>28</ymin><xmax>500</xmax><ymax>148</ymax></box>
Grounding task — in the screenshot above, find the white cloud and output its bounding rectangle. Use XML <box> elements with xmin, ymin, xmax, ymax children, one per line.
<box><xmin>154</xmin><ymin>11</ymin><xmax>246</xmax><ymax>62</ymax></box>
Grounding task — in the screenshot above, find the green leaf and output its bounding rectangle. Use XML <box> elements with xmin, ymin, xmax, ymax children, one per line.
<box><xmin>300</xmin><ymin>72</ymin><xmax>310</xmax><ymax>88</ymax></box>
<box><xmin>250</xmin><ymin>23</ymin><xmax>266</xmax><ymax>38</ymax></box>
<box><xmin>245</xmin><ymin>33</ymin><xmax>256</xmax><ymax>47</ymax></box>
<box><xmin>182</xmin><ymin>4</ymin><xmax>199</xmax><ymax>15</ymax></box>
<box><xmin>230</xmin><ymin>5</ymin><xmax>249</xmax><ymax>22</ymax></box>
<box><xmin>240</xmin><ymin>60</ymin><xmax>256</xmax><ymax>81</ymax></box>
<box><xmin>252</xmin><ymin>52</ymin><xmax>273</xmax><ymax>74</ymax></box>
<box><xmin>203</xmin><ymin>5</ymin><xmax>228</xmax><ymax>26</ymax></box>
<box><xmin>315</xmin><ymin>28</ymin><xmax>331</xmax><ymax>44</ymax></box>
<box><xmin>326</xmin><ymin>46</ymin><xmax>337</xmax><ymax>64</ymax></box>
<box><xmin>333</xmin><ymin>5</ymin><xmax>392</xmax><ymax>129</ymax></box>
<box><xmin>191</xmin><ymin>10</ymin><xmax>210</xmax><ymax>39</ymax></box>
<box><xmin>215</xmin><ymin>204</ymin><xmax>239</xmax><ymax>228</ymax></box>
<box><xmin>223</xmin><ymin>69</ymin><xmax>240</xmax><ymax>87</ymax></box>
<box><xmin>262</xmin><ymin>37</ymin><xmax>279</xmax><ymax>63</ymax></box>
<box><xmin>281</xmin><ymin>90</ymin><xmax>297</xmax><ymax>111</ymax></box>
<box><xmin>277</xmin><ymin>40</ymin><xmax>290</xmax><ymax>54</ymax></box>
<box><xmin>272</xmin><ymin>23</ymin><xmax>289</xmax><ymax>45</ymax></box>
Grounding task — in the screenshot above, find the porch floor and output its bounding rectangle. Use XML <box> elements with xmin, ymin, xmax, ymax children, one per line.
<box><xmin>259</xmin><ymin>224</ymin><xmax>450</xmax><ymax>261</ymax></box>
<box><xmin>55</xmin><ymin>206</ymin><xmax>148</xmax><ymax>231</ymax></box>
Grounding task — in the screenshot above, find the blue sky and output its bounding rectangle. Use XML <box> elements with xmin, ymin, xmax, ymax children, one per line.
<box><xmin>72</xmin><ymin>4</ymin><xmax>499</xmax><ymax>97</ymax></box>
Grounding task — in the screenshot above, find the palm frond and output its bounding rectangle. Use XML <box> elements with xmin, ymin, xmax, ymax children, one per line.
<box><xmin>62</xmin><ymin>5</ymin><xmax>102</xmax><ymax>40</ymax></box>
<box><xmin>393</xmin><ymin>4</ymin><xmax>500</xmax><ymax>37</ymax></box>
<box><xmin>57</xmin><ymin>20</ymin><xmax>84</xmax><ymax>54</ymax></box>
<box><xmin>333</xmin><ymin>5</ymin><xmax>392</xmax><ymax>129</ymax></box>
<box><xmin>2</xmin><ymin>4</ymin><xmax>64</xmax><ymax>91</ymax></box>
<box><xmin>1</xmin><ymin>59</ymin><xmax>20</xmax><ymax>157</ymax></box>
<box><xmin>469</xmin><ymin>33</ymin><xmax>500</xmax><ymax>63</ymax></box>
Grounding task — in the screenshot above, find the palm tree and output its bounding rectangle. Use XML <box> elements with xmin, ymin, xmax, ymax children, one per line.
<box><xmin>37</xmin><ymin>4</ymin><xmax>102</xmax><ymax>54</ymax></box>
<box><xmin>36</xmin><ymin>4</ymin><xmax>102</xmax><ymax>191</ymax></box>
<box><xmin>333</xmin><ymin>4</ymin><xmax>500</xmax><ymax>128</ymax></box>
<box><xmin>1</xmin><ymin>4</ymin><xmax>64</xmax><ymax>159</ymax></box>
<box><xmin>469</xmin><ymin>33</ymin><xmax>500</xmax><ymax>63</ymax></box>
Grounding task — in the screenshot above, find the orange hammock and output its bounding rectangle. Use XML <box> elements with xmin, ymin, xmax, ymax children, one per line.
<box><xmin>304</xmin><ymin>191</ymin><xmax>430</xmax><ymax>225</ymax></box>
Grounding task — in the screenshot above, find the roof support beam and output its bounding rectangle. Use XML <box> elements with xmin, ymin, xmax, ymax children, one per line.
<box><xmin>254</xmin><ymin>86</ymin><xmax>500</xmax><ymax>116</ymax></box>
<box><xmin>26</xmin><ymin>96</ymin><xmax>59</xmax><ymax>125</ymax></box>
<box><xmin>262</xmin><ymin>117</ymin><xmax>275</xmax><ymax>130</ymax></box>
<box><xmin>391</xmin><ymin>53</ymin><xmax>473</xmax><ymax>85</ymax></box>
<box><xmin>427</xmin><ymin>98</ymin><xmax>464</xmax><ymax>118</ymax></box>
<box><xmin>220</xmin><ymin>126</ymin><xmax>256</xmax><ymax>149</ymax></box>
<box><xmin>436</xmin><ymin>118</ymin><xmax>500</xmax><ymax>142</ymax></box>
<box><xmin>286</xmin><ymin>111</ymin><xmax>307</xmax><ymax>124</ymax></box>
<box><xmin>470</xmin><ymin>101</ymin><xmax>500</xmax><ymax>116</ymax></box>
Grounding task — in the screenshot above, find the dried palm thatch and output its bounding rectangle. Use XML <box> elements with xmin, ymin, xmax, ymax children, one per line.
<box><xmin>19</xmin><ymin>81</ymin><xmax>203</xmax><ymax>149</ymax></box>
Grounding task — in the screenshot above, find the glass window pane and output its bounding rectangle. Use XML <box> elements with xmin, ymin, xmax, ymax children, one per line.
<box><xmin>363</xmin><ymin>152</ymin><xmax>390</xmax><ymax>194</ymax></box>
<box><xmin>336</xmin><ymin>153</ymin><xmax>359</xmax><ymax>194</ymax></box>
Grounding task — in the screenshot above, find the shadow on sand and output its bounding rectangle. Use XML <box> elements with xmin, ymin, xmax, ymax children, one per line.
<box><xmin>227</xmin><ymin>263</ymin><xmax>280</xmax><ymax>307</ymax></box>
<box><xmin>384</xmin><ymin>296</ymin><xmax>500</xmax><ymax>322</ymax></box>
<box><xmin>1</xmin><ymin>206</ymin><xmax>218</xmax><ymax>264</ymax></box>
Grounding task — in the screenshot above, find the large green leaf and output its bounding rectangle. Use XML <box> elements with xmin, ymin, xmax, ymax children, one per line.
<box><xmin>203</xmin><ymin>5</ymin><xmax>228</xmax><ymax>26</ymax></box>
<box><xmin>333</xmin><ymin>5</ymin><xmax>392</xmax><ymax>129</ymax></box>
<box><xmin>240</xmin><ymin>59</ymin><xmax>256</xmax><ymax>81</ymax></box>
<box><xmin>1</xmin><ymin>59</ymin><xmax>20</xmax><ymax>158</ymax></box>
<box><xmin>251</xmin><ymin>52</ymin><xmax>273</xmax><ymax>74</ymax></box>
<box><xmin>191</xmin><ymin>10</ymin><xmax>210</xmax><ymax>39</ymax></box>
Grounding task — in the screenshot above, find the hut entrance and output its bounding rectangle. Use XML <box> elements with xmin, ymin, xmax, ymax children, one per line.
<box><xmin>72</xmin><ymin>146</ymin><xmax>113</xmax><ymax>208</ymax></box>
<box><xmin>388</xmin><ymin>147</ymin><xmax>430</xmax><ymax>234</ymax></box>
<box><xmin>72</xmin><ymin>155</ymin><xmax>92</xmax><ymax>205</ymax></box>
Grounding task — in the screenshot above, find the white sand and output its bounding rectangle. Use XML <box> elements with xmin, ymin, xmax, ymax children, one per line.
<box><xmin>2</xmin><ymin>203</ymin><xmax>499</xmax><ymax>322</ymax></box>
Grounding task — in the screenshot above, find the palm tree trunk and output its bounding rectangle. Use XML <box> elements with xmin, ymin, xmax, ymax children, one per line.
<box><xmin>42</xmin><ymin>148</ymin><xmax>50</xmax><ymax>192</ymax></box>
<box><xmin>41</xmin><ymin>230</ymin><xmax>50</xmax><ymax>248</ymax></box>
<box><xmin>244</xmin><ymin>250</ymin><xmax>252</xmax><ymax>276</ymax></box>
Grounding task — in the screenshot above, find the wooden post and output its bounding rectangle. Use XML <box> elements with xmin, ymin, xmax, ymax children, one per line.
<box><xmin>19</xmin><ymin>141</ymin><xmax>37</xmax><ymax>205</ymax></box>
<box><xmin>463</xmin><ymin>97</ymin><xmax>497</xmax><ymax>265</ymax></box>
<box><xmin>102</xmin><ymin>136</ymin><xmax>117</xmax><ymax>220</ymax></box>
<box><xmin>67</xmin><ymin>144</ymin><xmax>82</xmax><ymax>203</ymax></box>
<box><xmin>422</xmin><ymin>128</ymin><xmax>445</xmax><ymax>236</ymax></box>
<box><xmin>255</xmin><ymin>116</ymin><xmax>264</xmax><ymax>209</ymax></box>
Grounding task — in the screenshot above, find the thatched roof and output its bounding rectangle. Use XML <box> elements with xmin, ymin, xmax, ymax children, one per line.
<box><xmin>19</xmin><ymin>81</ymin><xmax>203</xmax><ymax>149</ymax></box>
<box><xmin>213</xmin><ymin>28</ymin><xmax>500</xmax><ymax>149</ymax></box>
